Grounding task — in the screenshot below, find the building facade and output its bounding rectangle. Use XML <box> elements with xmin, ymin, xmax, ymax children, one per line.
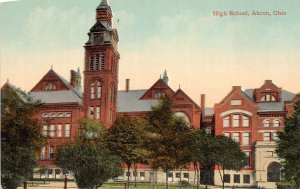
<box><xmin>1</xmin><ymin>0</ymin><xmax>298</xmax><ymax>187</ymax></box>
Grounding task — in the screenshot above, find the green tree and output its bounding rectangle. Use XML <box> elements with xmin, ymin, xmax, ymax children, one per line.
<box><xmin>56</xmin><ymin>118</ymin><xmax>123</xmax><ymax>189</ymax></box>
<box><xmin>146</xmin><ymin>96</ymin><xmax>191</xmax><ymax>189</ymax></box>
<box><xmin>212</xmin><ymin>135</ymin><xmax>246</xmax><ymax>189</ymax></box>
<box><xmin>104</xmin><ymin>116</ymin><xmax>149</xmax><ymax>189</ymax></box>
<box><xmin>1</xmin><ymin>85</ymin><xmax>45</xmax><ymax>189</ymax></box>
<box><xmin>276</xmin><ymin>94</ymin><xmax>300</xmax><ymax>188</ymax></box>
<box><xmin>186</xmin><ymin>129</ymin><xmax>215</xmax><ymax>189</ymax></box>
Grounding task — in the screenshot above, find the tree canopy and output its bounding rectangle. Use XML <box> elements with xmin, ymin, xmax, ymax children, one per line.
<box><xmin>56</xmin><ymin>118</ymin><xmax>123</xmax><ymax>189</ymax></box>
<box><xmin>276</xmin><ymin>94</ymin><xmax>300</xmax><ymax>188</ymax></box>
<box><xmin>1</xmin><ymin>85</ymin><xmax>46</xmax><ymax>189</ymax></box>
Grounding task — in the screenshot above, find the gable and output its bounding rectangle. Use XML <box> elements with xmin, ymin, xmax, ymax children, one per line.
<box><xmin>254</xmin><ymin>80</ymin><xmax>281</xmax><ymax>102</ymax></box>
<box><xmin>31</xmin><ymin>69</ymin><xmax>69</xmax><ymax>92</ymax></box>
<box><xmin>90</xmin><ymin>21</ymin><xmax>107</xmax><ymax>32</ymax></box>
<box><xmin>172</xmin><ymin>89</ymin><xmax>201</xmax><ymax>110</ymax></box>
<box><xmin>140</xmin><ymin>79</ymin><xmax>175</xmax><ymax>100</ymax></box>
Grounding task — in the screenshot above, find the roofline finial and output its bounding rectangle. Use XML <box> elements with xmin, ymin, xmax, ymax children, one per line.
<box><xmin>7</xmin><ymin>78</ymin><xmax>9</xmax><ymax>84</ymax></box>
<box><xmin>51</xmin><ymin>65</ymin><xmax>53</xmax><ymax>70</ymax></box>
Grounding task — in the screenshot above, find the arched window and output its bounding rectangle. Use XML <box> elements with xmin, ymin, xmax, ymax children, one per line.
<box><xmin>100</xmin><ymin>54</ymin><xmax>105</xmax><ymax>70</ymax></box>
<box><xmin>89</xmin><ymin>56</ymin><xmax>94</xmax><ymax>71</ymax></box>
<box><xmin>263</xmin><ymin>119</ymin><xmax>270</xmax><ymax>127</ymax></box>
<box><xmin>96</xmin><ymin>80</ymin><xmax>101</xmax><ymax>99</ymax></box>
<box><xmin>267</xmin><ymin>162</ymin><xmax>281</xmax><ymax>182</ymax></box>
<box><xmin>273</xmin><ymin>120</ymin><xmax>280</xmax><ymax>127</ymax></box>
<box><xmin>110</xmin><ymin>84</ymin><xmax>115</xmax><ymax>103</ymax></box>
<box><xmin>45</xmin><ymin>83</ymin><xmax>56</xmax><ymax>91</ymax></box>
<box><xmin>90</xmin><ymin>82</ymin><xmax>95</xmax><ymax>99</ymax></box>
<box><xmin>95</xmin><ymin>54</ymin><xmax>99</xmax><ymax>70</ymax></box>
<box><xmin>271</xmin><ymin>95</ymin><xmax>277</xmax><ymax>101</ymax></box>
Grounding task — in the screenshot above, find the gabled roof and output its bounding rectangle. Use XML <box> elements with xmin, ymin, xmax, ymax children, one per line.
<box><xmin>29</xmin><ymin>69</ymin><xmax>82</xmax><ymax>105</ymax></box>
<box><xmin>90</xmin><ymin>20</ymin><xmax>107</xmax><ymax>32</ymax></box>
<box><xmin>139</xmin><ymin>79</ymin><xmax>175</xmax><ymax>100</ymax></box>
<box><xmin>1</xmin><ymin>82</ymin><xmax>28</xmax><ymax>102</ymax></box>
<box><xmin>173</xmin><ymin>88</ymin><xmax>201</xmax><ymax>110</ymax></box>
<box><xmin>117</xmin><ymin>90</ymin><xmax>158</xmax><ymax>113</ymax></box>
<box><xmin>217</xmin><ymin>86</ymin><xmax>256</xmax><ymax>106</ymax></box>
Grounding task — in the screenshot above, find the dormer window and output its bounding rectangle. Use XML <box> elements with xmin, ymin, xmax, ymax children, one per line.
<box><xmin>45</xmin><ymin>83</ymin><xmax>56</xmax><ymax>91</ymax></box>
<box><xmin>260</xmin><ymin>94</ymin><xmax>277</xmax><ymax>102</ymax></box>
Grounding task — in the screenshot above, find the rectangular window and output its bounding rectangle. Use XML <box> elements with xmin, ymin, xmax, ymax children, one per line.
<box><xmin>110</xmin><ymin>109</ymin><xmax>113</xmax><ymax>124</ymax></box>
<box><xmin>243</xmin><ymin>175</ymin><xmax>250</xmax><ymax>184</ymax></box>
<box><xmin>233</xmin><ymin>132</ymin><xmax>240</xmax><ymax>142</ymax></box>
<box><xmin>40</xmin><ymin>147</ymin><xmax>46</xmax><ymax>160</ymax></box>
<box><xmin>233</xmin><ymin>115</ymin><xmax>240</xmax><ymax>127</ymax></box>
<box><xmin>65</xmin><ymin>124</ymin><xmax>70</xmax><ymax>137</ymax></box>
<box><xmin>263</xmin><ymin>132</ymin><xmax>271</xmax><ymax>141</ymax></box>
<box><xmin>242</xmin><ymin>132</ymin><xmax>250</xmax><ymax>146</ymax></box>
<box><xmin>183</xmin><ymin>173</ymin><xmax>189</xmax><ymax>178</ymax></box>
<box><xmin>223</xmin><ymin>116</ymin><xmax>230</xmax><ymax>127</ymax></box>
<box><xmin>96</xmin><ymin>107</ymin><xmax>100</xmax><ymax>119</ymax></box>
<box><xmin>133</xmin><ymin>171</ymin><xmax>137</xmax><ymax>177</ymax></box>
<box><xmin>242</xmin><ymin>116</ymin><xmax>249</xmax><ymax>127</ymax></box>
<box><xmin>50</xmin><ymin>125</ymin><xmax>55</xmax><ymax>137</ymax></box>
<box><xmin>244</xmin><ymin>151</ymin><xmax>250</xmax><ymax>167</ymax></box>
<box><xmin>126</xmin><ymin>172</ymin><xmax>131</xmax><ymax>177</ymax></box>
<box><xmin>176</xmin><ymin>173</ymin><xmax>181</xmax><ymax>178</ymax></box>
<box><xmin>42</xmin><ymin>125</ymin><xmax>48</xmax><ymax>136</ymax></box>
<box><xmin>224</xmin><ymin>132</ymin><xmax>230</xmax><ymax>138</ymax></box>
<box><xmin>49</xmin><ymin>146</ymin><xmax>54</xmax><ymax>160</ymax></box>
<box><xmin>57</xmin><ymin>124</ymin><xmax>62</xmax><ymax>137</ymax></box>
<box><xmin>89</xmin><ymin>106</ymin><xmax>94</xmax><ymax>118</ymax></box>
<box><xmin>224</xmin><ymin>174</ymin><xmax>230</xmax><ymax>183</ymax></box>
<box><xmin>140</xmin><ymin>172</ymin><xmax>145</xmax><ymax>181</ymax></box>
<box><xmin>234</xmin><ymin>175</ymin><xmax>240</xmax><ymax>183</ymax></box>
<box><xmin>273</xmin><ymin>132</ymin><xmax>278</xmax><ymax>141</ymax></box>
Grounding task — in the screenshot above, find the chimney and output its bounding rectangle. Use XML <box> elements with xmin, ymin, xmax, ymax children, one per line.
<box><xmin>126</xmin><ymin>79</ymin><xmax>130</xmax><ymax>93</ymax></box>
<box><xmin>70</xmin><ymin>70</ymin><xmax>76</xmax><ymax>87</ymax></box>
<box><xmin>201</xmin><ymin>94</ymin><xmax>206</xmax><ymax>120</ymax></box>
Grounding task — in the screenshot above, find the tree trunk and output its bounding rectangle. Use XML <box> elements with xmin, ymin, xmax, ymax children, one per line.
<box><xmin>197</xmin><ymin>168</ymin><xmax>200</xmax><ymax>189</ymax></box>
<box><xmin>134</xmin><ymin>164</ymin><xmax>137</xmax><ymax>187</ymax></box>
<box><xmin>165</xmin><ymin>170</ymin><xmax>169</xmax><ymax>189</ymax></box>
<box><xmin>127</xmin><ymin>164</ymin><xmax>131</xmax><ymax>189</ymax></box>
<box><xmin>222</xmin><ymin>169</ymin><xmax>225</xmax><ymax>189</ymax></box>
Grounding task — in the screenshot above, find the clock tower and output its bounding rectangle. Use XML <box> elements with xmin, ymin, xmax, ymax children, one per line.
<box><xmin>83</xmin><ymin>0</ymin><xmax>119</xmax><ymax>127</ymax></box>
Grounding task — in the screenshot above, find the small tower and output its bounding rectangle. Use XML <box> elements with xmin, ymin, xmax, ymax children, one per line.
<box><xmin>75</xmin><ymin>68</ymin><xmax>82</xmax><ymax>93</ymax></box>
<box><xmin>83</xmin><ymin>0</ymin><xmax>119</xmax><ymax>127</ymax></box>
<box><xmin>162</xmin><ymin>70</ymin><xmax>169</xmax><ymax>85</ymax></box>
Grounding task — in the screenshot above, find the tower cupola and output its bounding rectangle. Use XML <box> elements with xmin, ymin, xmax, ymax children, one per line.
<box><xmin>96</xmin><ymin>0</ymin><xmax>112</xmax><ymax>27</ymax></box>
<box><xmin>162</xmin><ymin>70</ymin><xmax>169</xmax><ymax>85</ymax></box>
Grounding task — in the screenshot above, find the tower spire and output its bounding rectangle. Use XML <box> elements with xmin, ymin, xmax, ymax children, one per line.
<box><xmin>162</xmin><ymin>69</ymin><xmax>169</xmax><ymax>85</ymax></box>
<box><xmin>99</xmin><ymin>0</ymin><xmax>109</xmax><ymax>6</ymax></box>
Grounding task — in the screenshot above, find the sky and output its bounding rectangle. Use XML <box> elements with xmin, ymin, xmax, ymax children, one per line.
<box><xmin>0</xmin><ymin>0</ymin><xmax>299</xmax><ymax>106</ymax></box>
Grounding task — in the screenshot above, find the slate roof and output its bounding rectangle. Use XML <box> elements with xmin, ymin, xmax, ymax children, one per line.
<box><xmin>204</xmin><ymin>108</ymin><xmax>214</xmax><ymax>116</ymax></box>
<box><xmin>30</xmin><ymin>90</ymin><xmax>82</xmax><ymax>104</ymax></box>
<box><xmin>244</xmin><ymin>89</ymin><xmax>296</xmax><ymax>112</ymax></box>
<box><xmin>117</xmin><ymin>90</ymin><xmax>158</xmax><ymax>113</ymax></box>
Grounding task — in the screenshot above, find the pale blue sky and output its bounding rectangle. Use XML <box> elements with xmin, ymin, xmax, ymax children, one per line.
<box><xmin>1</xmin><ymin>0</ymin><xmax>299</xmax><ymax>106</ymax></box>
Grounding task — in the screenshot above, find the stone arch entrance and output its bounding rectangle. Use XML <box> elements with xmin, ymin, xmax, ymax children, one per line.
<box><xmin>267</xmin><ymin>162</ymin><xmax>281</xmax><ymax>182</ymax></box>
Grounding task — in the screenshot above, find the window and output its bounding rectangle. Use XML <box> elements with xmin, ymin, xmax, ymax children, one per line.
<box><xmin>267</xmin><ymin>162</ymin><xmax>281</xmax><ymax>182</ymax></box>
<box><xmin>65</xmin><ymin>112</ymin><xmax>71</xmax><ymax>117</ymax></box>
<box><xmin>242</xmin><ymin>132</ymin><xmax>250</xmax><ymax>146</ymax></box>
<box><xmin>126</xmin><ymin>172</ymin><xmax>131</xmax><ymax>177</ymax></box>
<box><xmin>65</xmin><ymin>124</ymin><xmax>70</xmax><ymax>137</ymax></box>
<box><xmin>244</xmin><ymin>151</ymin><xmax>250</xmax><ymax>167</ymax></box>
<box><xmin>133</xmin><ymin>171</ymin><xmax>137</xmax><ymax>177</ymax></box>
<box><xmin>271</xmin><ymin>95</ymin><xmax>276</xmax><ymax>101</ymax></box>
<box><xmin>90</xmin><ymin>82</ymin><xmax>95</xmax><ymax>99</ymax></box>
<box><xmin>264</xmin><ymin>132</ymin><xmax>271</xmax><ymax>141</ymax></box>
<box><xmin>89</xmin><ymin>106</ymin><xmax>94</xmax><ymax>118</ymax></box>
<box><xmin>57</xmin><ymin>124</ymin><xmax>62</xmax><ymax>137</ymax></box>
<box><xmin>40</xmin><ymin>147</ymin><xmax>46</xmax><ymax>160</ymax></box>
<box><xmin>95</xmin><ymin>54</ymin><xmax>99</xmax><ymax>70</ymax></box>
<box><xmin>273</xmin><ymin>120</ymin><xmax>280</xmax><ymax>127</ymax></box>
<box><xmin>42</xmin><ymin>125</ymin><xmax>47</xmax><ymax>136</ymax></box>
<box><xmin>58</xmin><ymin>113</ymin><xmax>64</xmax><ymax>117</ymax></box>
<box><xmin>140</xmin><ymin>172</ymin><xmax>145</xmax><ymax>181</ymax></box>
<box><xmin>233</xmin><ymin>132</ymin><xmax>239</xmax><ymax>142</ymax></box>
<box><xmin>49</xmin><ymin>146</ymin><xmax>54</xmax><ymax>160</ymax></box>
<box><xmin>100</xmin><ymin>54</ymin><xmax>105</xmax><ymax>70</ymax></box>
<box><xmin>242</xmin><ymin>116</ymin><xmax>250</xmax><ymax>127</ymax></box>
<box><xmin>224</xmin><ymin>132</ymin><xmax>230</xmax><ymax>138</ymax></box>
<box><xmin>45</xmin><ymin>83</ymin><xmax>56</xmax><ymax>91</ymax></box>
<box><xmin>233</xmin><ymin>115</ymin><xmax>240</xmax><ymax>127</ymax></box>
<box><xmin>243</xmin><ymin>175</ymin><xmax>250</xmax><ymax>184</ymax></box>
<box><xmin>42</xmin><ymin>113</ymin><xmax>49</xmax><ymax>118</ymax></box>
<box><xmin>89</xmin><ymin>56</ymin><xmax>94</xmax><ymax>71</ymax></box>
<box><xmin>94</xmin><ymin>106</ymin><xmax>100</xmax><ymax>119</ymax></box>
<box><xmin>168</xmin><ymin>172</ymin><xmax>173</xmax><ymax>181</ymax></box>
<box><xmin>263</xmin><ymin>119</ymin><xmax>270</xmax><ymax>127</ymax></box>
<box><xmin>224</xmin><ymin>174</ymin><xmax>230</xmax><ymax>183</ymax></box>
<box><xmin>110</xmin><ymin>85</ymin><xmax>115</xmax><ymax>103</ymax></box>
<box><xmin>234</xmin><ymin>175</ymin><xmax>240</xmax><ymax>183</ymax></box>
<box><xmin>223</xmin><ymin>116</ymin><xmax>230</xmax><ymax>127</ymax></box>
<box><xmin>96</xmin><ymin>81</ymin><xmax>101</xmax><ymax>98</ymax></box>
<box><xmin>176</xmin><ymin>173</ymin><xmax>181</xmax><ymax>178</ymax></box>
<box><xmin>266</xmin><ymin>94</ymin><xmax>271</xmax><ymax>101</ymax></box>
<box><xmin>183</xmin><ymin>173</ymin><xmax>189</xmax><ymax>179</ymax></box>
<box><xmin>50</xmin><ymin>113</ymin><xmax>56</xmax><ymax>117</ymax></box>
<box><xmin>110</xmin><ymin>109</ymin><xmax>113</xmax><ymax>124</ymax></box>
<box><xmin>50</xmin><ymin>125</ymin><xmax>55</xmax><ymax>137</ymax></box>
<box><xmin>273</xmin><ymin>132</ymin><xmax>278</xmax><ymax>141</ymax></box>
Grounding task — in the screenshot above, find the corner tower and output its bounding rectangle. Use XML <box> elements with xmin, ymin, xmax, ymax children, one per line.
<box><xmin>83</xmin><ymin>0</ymin><xmax>119</xmax><ymax>127</ymax></box>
